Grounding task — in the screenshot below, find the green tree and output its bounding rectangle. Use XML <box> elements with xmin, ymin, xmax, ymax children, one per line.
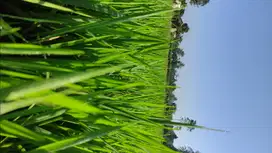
<box><xmin>180</xmin><ymin>117</ymin><xmax>197</xmax><ymax>131</ymax></box>
<box><xmin>174</xmin><ymin>117</ymin><xmax>197</xmax><ymax>131</ymax></box>
<box><xmin>178</xmin><ymin>23</ymin><xmax>190</xmax><ymax>34</ymax></box>
<box><xmin>176</xmin><ymin>60</ymin><xmax>185</xmax><ymax>68</ymax></box>
<box><xmin>178</xmin><ymin>146</ymin><xmax>200</xmax><ymax>153</ymax></box>
<box><xmin>174</xmin><ymin>48</ymin><xmax>185</xmax><ymax>57</ymax></box>
<box><xmin>172</xmin><ymin>17</ymin><xmax>183</xmax><ymax>29</ymax></box>
<box><xmin>189</xmin><ymin>0</ymin><xmax>209</xmax><ymax>7</ymax></box>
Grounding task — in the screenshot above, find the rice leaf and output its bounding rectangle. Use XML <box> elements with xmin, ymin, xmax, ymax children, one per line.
<box><xmin>23</xmin><ymin>0</ymin><xmax>93</xmax><ymax>18</ymax></box>
<box><xmin>57</xmin><ymin>0</ymin><xmax>124</xmax><ymax>17</ymax></box>
<box><xmin>0</xmin><ymin>120</ymin><xmax>47</xmax><ymax>143</ymax></box>
<box><xmin>0</xmin><ymin>43</ymin><xmax>85</xmax><ymax>55</ymax></box>
<box><xmin>28</xmin><ymin>126</ymin><xmax>122</xmax><ymax>153</ymax></box>
<box><xmin>0</xmin><ymin>27</ymin><xmax>21</xmax><ymax>37</ymax></box>
<box><xmin>40</xmin><ymin>9</ymin><xmax>174</xmax><ymax>40</ymax></box>
<box><xmin>0</xmin><ymin>13</ymin><xmax>64</xmax><ymax>24</ymax></box>
<box><xmin>0</xmin><ymin>60</ymin><xmax>73</xmax><ymax>72</ymax></box>
<box><xmin>25</xmin><ymin>108</ymin><xmax>67</xmax><ymax>125</ymax></box>
<box><xmin>0</xmin><ymin>18</ymin><xmax>26</xmax><ymax>41</ymax></box>
<box><xmin>1</xmin><ymin>64</ymin><xmax>131</xmax><ymax>101</ymax></box>
<box><xmin>49</xmin><ymin>35</ymin><xmax>112</xmax><ymax>48</ymax></box>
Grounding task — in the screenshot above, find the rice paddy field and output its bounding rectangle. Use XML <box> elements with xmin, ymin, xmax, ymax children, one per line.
<box><xmin>0</xmin><ymin>0</ymin><xmax>199</xmax><ymax>152</ymax></box>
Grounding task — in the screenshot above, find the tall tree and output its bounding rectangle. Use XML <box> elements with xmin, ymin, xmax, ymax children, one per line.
<box><xmin>174</xmin><ymin>48</ymin><xmax>185</xmax><ymax>57</ymax></box>
<box><xmin>179</xmin><ymin>23</ymin><xmax>190</xmax><ymax>34</ymax></box>
<box><xmin>178</xmin><ymin>146</ymin><xmax>200</xmax><ymax>153</ymax></box>
<box><xmin>189</xmin><ymin>0</ymin><xmax>209</xmax><ymax>7</ymax></box>
<box><xmin>175</xmin><ymin>117</ymin><xmax>197</xmax><ymax>131</ymax></box>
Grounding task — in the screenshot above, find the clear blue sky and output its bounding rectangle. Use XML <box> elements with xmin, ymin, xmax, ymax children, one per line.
<box><xmin>173</xmin><ymin>0</ymin><xmax>272</xmax><ymax>153</ymax></box>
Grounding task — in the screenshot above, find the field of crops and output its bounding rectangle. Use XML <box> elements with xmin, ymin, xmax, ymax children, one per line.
<box><xmin>0</xmin><ymin>0</ymin><xmax>194</xmax><ymax>152</ymax></box>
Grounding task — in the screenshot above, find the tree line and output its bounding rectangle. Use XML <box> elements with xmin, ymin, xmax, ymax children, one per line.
<box><xmin>164</xmin><ymin>0</ymin><xmax>209</xmax><ymax>153</ymax></box>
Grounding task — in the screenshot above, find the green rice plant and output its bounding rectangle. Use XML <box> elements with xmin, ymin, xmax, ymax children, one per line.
<box><xmin>0</xmin><ymin>0</ymin><xmax>221</xmax><ymax>152</ymax></box>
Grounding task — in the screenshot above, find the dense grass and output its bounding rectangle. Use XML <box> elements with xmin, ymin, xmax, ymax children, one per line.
<box><xmin>0</xmin><ymin>0</ymin><xmax>219</xmax><ymax>152</ymax></box>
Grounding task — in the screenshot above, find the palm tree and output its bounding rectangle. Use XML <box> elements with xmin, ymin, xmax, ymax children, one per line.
<box><xmin>189</xmin><ymin>0</ymin><xmax>209</xmax><ymax>7</ymax></box>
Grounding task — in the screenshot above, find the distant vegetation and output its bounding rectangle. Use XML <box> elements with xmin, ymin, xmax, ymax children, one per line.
<box><xmin>0</xmin><ymin>0</ymin><xmax>210</xmax><ymax>153</ymax></box>
<box><xmin>165</xmin><ymin>0</ymin><xmax>210</xmax><ymax>152</ymax></box>
<box><xmin>190</xmin><ymin>0</ymin><xmax>210</xmax><ymax>7</ymax></box>
<box><xmin>167</xmin><ymin>0</ymin><xmax>210</xmax><ymax>111</ymax></box>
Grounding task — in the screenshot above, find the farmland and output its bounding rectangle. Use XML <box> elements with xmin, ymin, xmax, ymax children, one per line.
<box><xmin>0</xmin><ymin>0</ymin><xmax>195</xmax><ymax>152</ymax></box>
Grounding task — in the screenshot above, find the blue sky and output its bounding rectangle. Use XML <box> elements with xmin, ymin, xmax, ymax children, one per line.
<box><xmin>173</xmin><ymin>0</ymin><xmax>272</xmax><ymax>152</ymax></box>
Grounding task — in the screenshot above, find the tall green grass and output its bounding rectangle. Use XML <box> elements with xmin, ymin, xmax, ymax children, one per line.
<box><xmin>0</xmin><ymin>0</ymin><xmax>220</xmax><ymax>152</ymax></box>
